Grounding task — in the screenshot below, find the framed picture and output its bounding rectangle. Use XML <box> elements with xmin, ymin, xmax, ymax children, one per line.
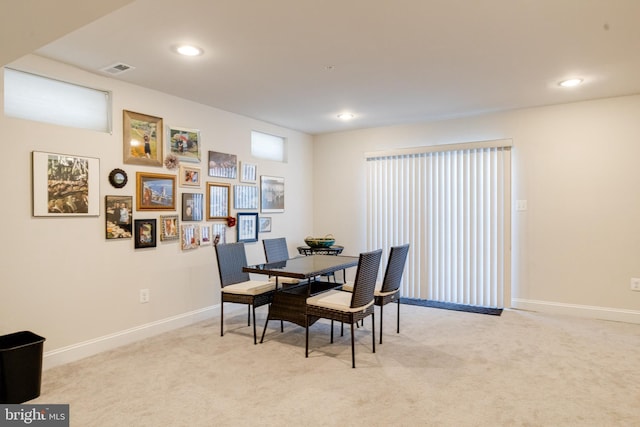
<box><xmin>123</xmin><ymin>110</ymin><xmax>163</xmax><ymax>166</ymax></box>
<box><xmin>106</xmin><ymin>195</ymin><xmax>132</xmax><ymax>239</ymax></box>
<box><xmin>179</xmin><ymin>165</ymin><xmax>201</xmax><ymax>188</ymax></box>
<box><xmin>200</xmin><ymin>224</ymin><xmax>212</xmax><ymax>246</ymax></box>
<box><xmin>168</xmin><ymin>126</ymin><xmax>201</xmax><ymax>163</ymax></box>
<box><xmin>240</xmin><ymin>162</ymin><xmax>257</xmax><ymax>183</ymax></box>
<box><xmin>32</xmin><ymin>151</ymin><xmax>100</xmax><ymax>217</ymax></box>
<box><xmin>182</xmin><ymin>193</ymin><xmax>204</xmax><ymax>221</ymax></box>
<box><xmin>212</xmin><ymin>223</ymin><xmax>227</xmax><ymax>245</ymax></box>
<box><xmin>234</xmin><ymin>185</ymin><xmax>259</xmax><ymax>210</ymax></box>
<box><xmin>181</xmin><ymin>224</ymin><xmax>199</xmax><ymax>250</ymax></box>
<box><xmin>260</xmin><ymin>175</ymin><xmax>285</xmax><ymax>213</ymax></box>
<box><xmin>208</xmin><ymin>151</ymin><xmax>237</xmax><ymax>178</ymax></box>
<box><xmin>160</xmin><ymin>215</ymin><xmax>179</xmax><ymax>241</ymax></box>
<box><xmin>259</xmin><ymin>216</ymin><xmax>272</xmax><ymax>233</ymax></box>
<box><xmin>206</xmin><ymin>182</ymin><xmax>230</xmax><ymax>219</ymax></box>
<box><xmin>134</xmin><ymin>219</ymin><xmax>157</xmax><ymax>249</ymax></box>
<box><xmin>237</xmin><ymin>212</ymin><xmax>258</xmax><ymax>243</ymax></box>
<box><xmin>136</xmin><ymin>172</ymin><xmax>176</xmax><ymax>211</ymax></box>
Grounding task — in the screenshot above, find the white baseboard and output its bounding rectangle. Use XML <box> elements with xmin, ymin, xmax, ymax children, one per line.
<box><xmin>43</xmin><ymin>305</ymin><xmax>219</xmax><ymax>370</ymax></box>
<box><xmin>511</xmin><ymin>298</ymin><xmax>640</xmax><ymax>324</ymax></box>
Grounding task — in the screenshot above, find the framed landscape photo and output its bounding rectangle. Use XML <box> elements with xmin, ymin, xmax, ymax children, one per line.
<box><xmin>136</xmin><ymin>172</ymin><xmax>176</xmax><ymax>211</ymax></box>
<box><xmin>134</xmin><ymin>219</ymin><xmax>157</xmax><ymax>249</ymax></box>
<box><xmin>123</xmin><ymin>110</ymin><xmax>163</xmax><ymax>166</ymax></box>
<box><xmin>182</xmin><ymin>193</ymin><xmax>204</xmax><ymax>221</ymax></box>
<box><xmin>32</xmin><ymin>151</ymin><xmax>100</xmax><ymax>217</ymax></box>
<box><xmin>259</xmin><ymin>216</ymin><xmax>272</xmax><ymax>233</ymax></box>
<box><xmin>240</xmin><ymin>162</ymin><xmax>257</xmax><ymax>183</ymax></box>
<box><xmin>179</xmin><ymin>164</ymin><xmax>201</xmax><ymax>188</ymax></box>
<box><xmin>168</xmin><ymin>126</ymin><xmax>201</xmax><ymax>163</ymax></box>
<box><xmin>208</xmin><ymin>151</ymin><xmax>237</xmax><ymax>178</ymax></box>
<box><xmin>206</xmin><ymin>182</ymin><xmax>230</xmax><ymax>219</ymax></box>
<box><xmin>106</xmin><ymin>195</ymin><xmax>132</xmax><ymax>239</ymax></box>
<box><xmin>160</xmin><ymin>215</ymin><xmax>179</xmax><ymax>241</ymax></box>
<box><xmin>237</xmin><ymin>212</ymin><xmax>258</xmax><ymax>243</ymax></box>
<box><xmin>181</xmin><ymin>224</ymin><xmax>199</xmax><ymax>250</ymax></box>
<box><xmin>234</xmin><ymin>185</ymin><xmax>259</xmax><ymax>210</ymax></box>
<box><xmin>260</xmin><ymin>175</ymin><xmax>285</xmax><ymax>213</ymax></box>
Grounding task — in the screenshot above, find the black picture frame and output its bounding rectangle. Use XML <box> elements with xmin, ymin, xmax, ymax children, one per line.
<box><xmin>108</xmin><ymin>168</ymin><xmax>128</xmax><ymax>188</ymax></box>
<box><xmin>134</xmin><ymin>219</ymin><xmax>157</xmax><ymax>249</ymax></box>
<box><xmin>237</xmin><ymin>212</ymin><xmax>258</xmax><ymax>243</ymax></box>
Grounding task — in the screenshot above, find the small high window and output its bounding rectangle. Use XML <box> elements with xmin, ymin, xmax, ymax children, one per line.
<box><xmin>251</xmin><ymin>130</ymin><xmax>285</xmax><ymax>162</ymax></box>
<box><xmin>4</xmin><ymin>68</ymin><xmax>111</xmax><ymax>133</ymax></box>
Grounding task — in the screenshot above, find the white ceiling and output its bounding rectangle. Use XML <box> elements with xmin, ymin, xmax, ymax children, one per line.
<box><xmin>6</xmin><ymin>0</ymin><xmax>640</xmax><ymax>135</ymax></box>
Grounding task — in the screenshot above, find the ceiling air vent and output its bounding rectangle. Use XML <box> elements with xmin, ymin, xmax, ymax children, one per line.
<box><xmin>100</xmin><ymin>63</ymin><xmax>135</xmax><ymax>75</ymax></box>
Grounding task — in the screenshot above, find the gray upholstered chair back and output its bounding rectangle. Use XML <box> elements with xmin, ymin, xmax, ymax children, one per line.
<box><xmin>262</xmin><ymin>238</ymin><xmax>290</xmax><ymax>263</ymax></box>
<box><xmin>350</xmin><ymin>249</ymin><xmax>383</xmax><ymax>309</ymax></box>
<box><xmin>215</xmin><ymin>242</ymin><xmax>251</xmax><ymax>287</ymax></box>
<box><xmin>380</xmin><ymin>244</ymin><xmax>410</xmax><ymax>293</ymax></box>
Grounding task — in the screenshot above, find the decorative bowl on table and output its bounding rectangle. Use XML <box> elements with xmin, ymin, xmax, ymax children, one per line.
<box><xmin>305</xmin><ymin>234</ymin><xmax>335</xmax><ymax>248</ymax></box>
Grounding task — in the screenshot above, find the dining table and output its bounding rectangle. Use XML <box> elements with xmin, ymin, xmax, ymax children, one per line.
<box><xmin>243</xmin><ymin>254</ymin><xmax>359</xmax><ymax>342</ymax></box>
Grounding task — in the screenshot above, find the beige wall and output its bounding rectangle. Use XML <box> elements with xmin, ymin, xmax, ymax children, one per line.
<box><xmin>313</xmin><ymin>95</ymin><xmax>640</xmax><ymax>322</ymax></box>
<box><xmin>0</xmin><ymin>55</ymin><xmax>314</xmax><ymax>364</ymax></box>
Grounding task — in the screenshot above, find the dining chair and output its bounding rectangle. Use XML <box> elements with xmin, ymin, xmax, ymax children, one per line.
<box><xmin>215</xmin><ymin>242</ymin><xmax>276</xmax><ymax>344</ymax></box>
<box><xmin>342</xmin><ymin>244</ymin><xmax>410</xmax><ymax>344</ymax></box>
<box><xmin>305</xmin><ymin>248</ymin><xmax>382</xmax><ymax>368</ymax></box>
<box><xmin>262</xmin><ymin>237</ymin><xmax>300</xmax><ymax>285</ymax></box>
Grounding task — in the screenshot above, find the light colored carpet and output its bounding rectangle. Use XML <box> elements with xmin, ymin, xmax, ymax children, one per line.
<box><xmin>33</xmin><ymin>305</ymin><xmax>640</xmax><ymax>426</ymax></box>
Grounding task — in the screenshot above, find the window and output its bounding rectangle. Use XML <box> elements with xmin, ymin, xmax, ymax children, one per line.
<box><xmin>366</xmin><ymin>139</ymin><xmax>512</xmax><ymax>308</ymax></box>
<box><xmin>4</xmin><ymin>68</ymin><xmax>111</xmax><ymax>133</ymax></box>
<box><xmin>251</xmin><ymin>130</ymin><xmax>285</xmax><ymax>162</ymax></box>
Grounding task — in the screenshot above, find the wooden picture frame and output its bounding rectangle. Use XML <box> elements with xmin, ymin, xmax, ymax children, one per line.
<box><xmin>160</xmin><ymin>215</ymin><xmax>179</xmax><ymax>241</ymax></box>
<box><xmin>123</xmin><ymin>110</ymin><xmax>163</xmax><ymax>166</ymax></box>
<box><xmin>32</xmin><ymin>151</ymin><xmax>100</xmax><ymax>217</ymax></box>
<box><xmin>260</xmin><ymin>175</ymin><xmax>285</xmax><ymax>213</ymax></box>
<box><xmin>234</xmin><ymin>185</ymin><xmax>259</xmax><ymax>210</ymax></box>
<box><xmin>168</xmin><ymin>126</ymin><xmax>201</xmax><ymax>163</ymax></box>
<box><xmin>237</xmin><ymin>212</ymin><xmax>258</xmax><ymax>243</ymax></box>
<box><xmin>240</xmin><ymin>162</ymin><xmax>257</xmax><ymax>183</ymax></box>
<box><xmin>208</xmin><ymin>151</ymin><xmax>237</xmax><ymax>179</ymax></box>
<box><xmin>181</xmin><ymin>224</ymin><xmax>199</xmax><ymax>250</ymax></box>
<box><xmin>106</xmin><ymin>195</ymin><xmax>132</xmax><ymax>239</ymax></box>
<box><xmin>179</xmin><ymin>165</ymin><xmax>201</xmax><ymax>188</ymax></box>
<box><xmin>136</xmin><ymin>172</ymin><xmax>176</xmax><ymax>211</ymax></box>
<box><xmin>206</xmin><ymin>182</ymin><xmax>230</xmax><ymax>219</ymax></box>
<box><xmin>259</xmin><ymin>216</ymin><xmax>272</xmax><ymax>233</ymax></box>
<box><xmin>134</xmin><ymin>219</ymin><xmax>157</xmax><ymax>249</ymax></box>
<box><xmin>182</xmin><ymin>193</ymin><xmax>204</xmax><ymax>221</ymax></box>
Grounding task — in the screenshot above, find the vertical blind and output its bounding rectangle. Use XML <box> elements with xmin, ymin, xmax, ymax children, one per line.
<box><xmin>366</xmin><ymin>140</ymin><xmax>511</xmax><ymax>308</ymax></box>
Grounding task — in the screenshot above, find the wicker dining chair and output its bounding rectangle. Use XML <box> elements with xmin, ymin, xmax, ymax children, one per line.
<box><xmin>342</xmin><ymin>244</ymin><xmax>410</xmax><ymax>344</ymax></box>
<box><xmin>262</xmin><ymin>238</ymin><xmax>300</xmax><ymax>285</ymax></box>
<box><xmin>305</xmin><ymin>249</ymin><xmax>382</xmax><ymax>368</ymax></box>
<box><xmin>215</xmin><ymin>242</ymin><xmax>276</xmax><ymax>344</ymax></box>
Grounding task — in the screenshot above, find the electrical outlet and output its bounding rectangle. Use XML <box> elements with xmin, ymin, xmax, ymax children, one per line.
<box><xmin>139</xmin><ymin>288</ymin><xmax>150</xmax><ymax>303</ymax></box>
<box><xmin>631</xmin><ymin>278</ymin><xmax>640</xmax><ymax>292</ymax></box>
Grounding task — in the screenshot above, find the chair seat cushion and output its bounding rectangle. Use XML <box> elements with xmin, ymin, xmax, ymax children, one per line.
<box><xmin>222</xmin><ymin>280</ymin><xmax>276</xmax><ymax>296</ymax></box>
<box><xmin>269</xmin><ymin>276</ymin><xmax>301</xmax><ymax>285</ymax></box>
<box><xmin>307</xmin><ymin>289</ymin><xmax>373</xmax><ymax>313</ymax></box>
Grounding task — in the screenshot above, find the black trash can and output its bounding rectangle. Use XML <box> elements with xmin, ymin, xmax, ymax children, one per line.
<box><xmin>0</xmin><ymin>331</ymin><xmax>46</xmax><ymax>404</ymax></box>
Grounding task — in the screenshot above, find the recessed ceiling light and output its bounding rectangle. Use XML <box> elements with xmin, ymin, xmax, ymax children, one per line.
<box><xmin>175</xmin><ymin>45</ymin><xmax>203</xmax><ymax>56</ymax></box>
<box><xmin>559</xmin><ymin>78</ymin><xmax>583</xmax><ymax>88</ymax></box>
<box><xmin>337</xmin><ymin>113</ymin><xmax>355</xmax><ymax>120</ymax></box>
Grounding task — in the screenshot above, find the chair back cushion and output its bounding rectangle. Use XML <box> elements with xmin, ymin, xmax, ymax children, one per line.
<box><xmin>350</xmin><ymin>249</ymin><xmax>383</xmax><ymax>308</ymax></box>
<box><xmin>215</xmin><ymin>242</ymin><xmax>251</xmax><ymax>287</ymax></box>
<box><xmin>380</xmin><ymin>244</ymin><xmax>410</xmax><ymax>293</ymax></box>
<box><xmin>263</xmin><ymin>237</ymin><xmax>290</xmax><ymax>263</ymax></box>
